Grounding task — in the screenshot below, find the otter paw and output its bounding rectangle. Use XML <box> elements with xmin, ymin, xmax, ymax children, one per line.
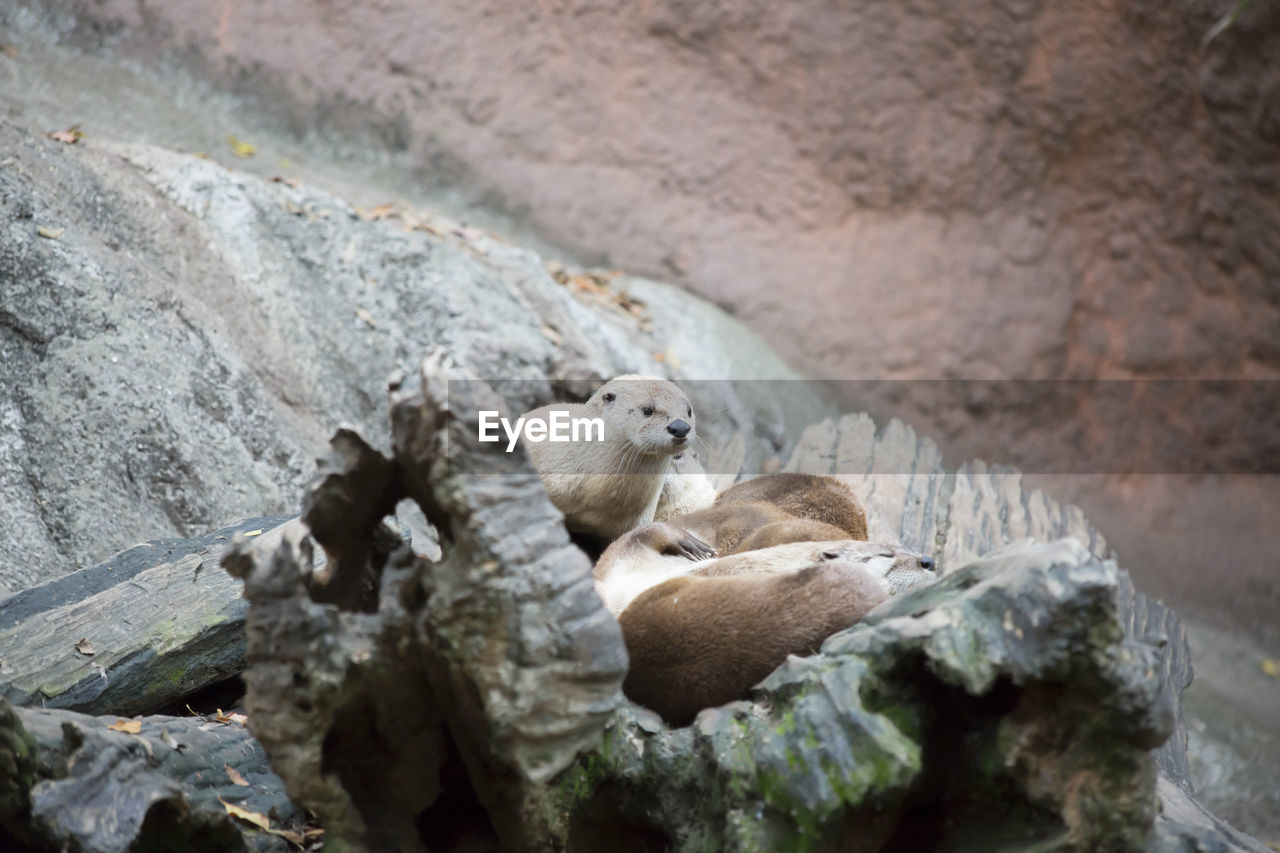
<box><xmin>670</xmin><ymin>532</ymin><xmax>716</xmax><ymax>562</ymax></box>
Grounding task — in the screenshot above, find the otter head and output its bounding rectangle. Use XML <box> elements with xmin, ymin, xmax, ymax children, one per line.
<box><xmin>816</xmin><ymin>540</ymin><xmax>938</xmax><ymax>595</ymax></box>
<box><xmin>588</xmin><ymin>375</ymin><xmax>695</xmax><ymax>459</ymax></box>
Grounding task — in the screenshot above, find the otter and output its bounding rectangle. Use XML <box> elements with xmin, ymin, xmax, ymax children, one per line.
<box><xmin>606</xmin><ymin>535</ymin><xmax>937</xmax><ymax>724</ymax></box>
<box><xmin>523</xmin><ymin>375</ymin><xmax>696</xmax><ymax>543</ymax></box>
<box><xmin>593</xmin><ymin>523</ymin><xmax>935</xmax><ymax>616</ymax></box>
<box><xmin>714</xmin><ymin>473</ymin><xmax>868</xmax><ymax>541</ymax></box>
<box><xmin>669</xmin><ymin>502</ymin><xmax>851</xmax><ymax>557</ymax></box>
<box><xmin>591</xmin><ymin>521</ymin><xmax>717</xmax><ymax>615</ymax></box>
<box><xmin>595</xmin><ymin>510</ymin><xmax>938</xmax><ymax>724</ymax></box>
<box><xmin>616</xmin><ymin>554</ymin><xmax>888</xmax><ymax>726</ymax></box>
<box><xmin>653</xmin><ymin>451</ymin><xmax>717</xmax><ymax>522</ymax></box>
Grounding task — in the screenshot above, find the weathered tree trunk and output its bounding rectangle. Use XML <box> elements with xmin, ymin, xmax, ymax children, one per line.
<box><xmin>0</xmin><ymin>698</ymin><xmax>300</xmax><ymax>852</ymax></box>
<box><xmin>217</xmin><ymin>353</ymin><xmax>1266</xmax><ymax>852</ymax></box>
<box><xmin>0</xmin><ymin>515</ymin><xmax>310</xmax><ymax>717</ymax></box>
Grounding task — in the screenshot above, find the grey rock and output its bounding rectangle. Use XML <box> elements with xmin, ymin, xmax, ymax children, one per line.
<box><xmin>0</xmin><ymin>119</ymin><xmax>821</xmax><ymax>598</ymax></box>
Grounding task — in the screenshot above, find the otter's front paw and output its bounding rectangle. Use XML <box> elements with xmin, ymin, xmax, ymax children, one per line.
<box><xmin>667</xmin><ymin>532</ymin><xmax>716</xmax><ymax>562</ymax></box>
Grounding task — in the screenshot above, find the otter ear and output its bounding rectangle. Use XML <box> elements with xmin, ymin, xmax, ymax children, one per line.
<box><xmin>602</xmin><ymin>392</ymin><xmax>616</xmax><ymax>404</ymax></box>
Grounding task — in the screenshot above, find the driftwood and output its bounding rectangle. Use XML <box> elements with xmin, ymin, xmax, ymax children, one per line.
<box><xmin>0</xmin><ymin>515</ymin><xmax>310</xmax><ymax>717</ymax></box>
<box><xmin>0</xmin><ymin>698</ymin><xmax>301</xmax><ymax>852</ymax></box>
<box><xmin>221</xmin><ymin>355</ymin><xmax>626</xmax><ymax>851</ymax></box>
<box><xmin>783</xmin><ymin>413</ymin><xmax>1197</xmax><ymax>793</ymax></box>
<box><xmin>215</xmin><ymin>354</ymin><xmax>1268</xmax><ymax>853</ymax></box>
<box><xmin>0</xmin><ymin>354</ymin><xmax>1262</xmax><ymax>851</ymax></box>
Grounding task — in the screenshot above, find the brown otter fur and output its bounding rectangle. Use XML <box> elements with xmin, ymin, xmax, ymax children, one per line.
<box><xmin>714</xmin><ymin>473</ymin><xmax>868</xmax><ymax>540</ymax></box>
<box><xmin>592</xmin><ymin>521</ymin><xmax>716</xmax><ymax>615</ymax></box>
<box><xmin>673</xmin><ymin>502</ymin><xmax>851</xmax><ymax>556</ymax></box>
<box><xmin>619</xmin><ymin>558</ymin><xmax>888</xmax><ymax>725</ymax></box>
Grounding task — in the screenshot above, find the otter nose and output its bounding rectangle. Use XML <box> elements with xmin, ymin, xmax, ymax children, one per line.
<box><xmin>667</xmin><ymin>420</ymin><xmax>691</xmax><ymax>440</ymax></box>
<box><xmin>919</xmin><ymin>556</ymin><xmax>936</xmax><ymax>572</ymax></box>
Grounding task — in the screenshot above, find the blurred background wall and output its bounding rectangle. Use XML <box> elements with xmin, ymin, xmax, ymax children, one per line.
<box><xmin>9</xmin><ymin>0</ymin><xmax>1279</xmax><ymax>648</ymax></box>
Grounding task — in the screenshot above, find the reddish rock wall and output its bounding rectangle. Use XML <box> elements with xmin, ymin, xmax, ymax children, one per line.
<box><xmin>27</xmin><ymin>0</ymin><xmax>1280</xmax><ymax>646</ymax></box>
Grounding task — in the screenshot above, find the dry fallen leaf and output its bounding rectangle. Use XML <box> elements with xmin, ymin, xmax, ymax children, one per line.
<box><xmin>225</xmin><ymin>764</ymin><xmax>250</xmax><ymax>786</ymax></box>
<box><xmin>1263</xmin><ymin>659</ymin><xmax>1279</xmax><ymax>679</ymax></box>
<box><xmin>226</xmin><ymin>135</ymin><xmax>256</xmax><ymax>158</ymax></box>
<box><xmin>108</xmin><ymin>719</ymin><xmax>142</xmax><ymax>734</ymax></box>
<box><xmin>74</xmin><ymin>638</ymin><xmax>95</xmax><ymax>655</ymax></box>
<box><xmin>356</xmin><ymin>202</ymin><xmax>397</xmax><ymax>221</ymax></box>
<box><xmin>410</xmin><ymin>218</ymin><xmax>444</xmax><ymax>237</ymax></box>
<box><xmin>355</xmin><ymin>308</ymin><xmax>377</xmax><ymax>329</ymax></box>
<box><xmin>265</xmin><ymin>826</ymin><xmax>306</xmax><ymax>846</ymax></box>
<box><xmin>37</xmin><ymin>226</ymin><xmax>64</xmax><ymax>240</ymax></box>
<box><xmin>451</xmin><ymin>225</ymin><xmax>486</xmax><ymax>241</ymax></box>
<box><xmin>271</xmin><ymin>176</ymin><xmax>301</xmax><ymax>188</ymax></box>
<box><xmin>219</xmin><ymin>797</ymin><xmax>271</xmax><ymax>831</ymax></box>
<box><xmin>47</xmin><ymin>125</ymin><xmax>84</xmax><ymax>144</ymax></box>
<box><xmin>540</xmin><ymin>325</ymin><xmax>563</xmax><ymax>347</ymax></box>
<box><xmin>244</xmin><ymin>529</ymin><xmax>263</xmax><ymax>537</ymax></box>
<box><xmin>216</xmin><ymin>708</ymin><xmax>249</xmax><ymax>726</ymax></box>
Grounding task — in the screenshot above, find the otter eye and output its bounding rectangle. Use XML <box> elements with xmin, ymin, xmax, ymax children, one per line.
<box><xmin>642</xmin><ymin>406</ymin><xmax>654</xmax><ymax>417</ymax></box>
<box><xmin>603</xmin><ymin>393</ymin><xmax>615</xmax><ymax>403</ymax></box>
<box><xmin>821</xmin><ymin>550</ymin><xmax>840</xmax><ymax>560</ymax></box>
<box><xmin>686</xmin><ymin>405</ymin><xmax>692</xmax><ymax>417</ymax></box>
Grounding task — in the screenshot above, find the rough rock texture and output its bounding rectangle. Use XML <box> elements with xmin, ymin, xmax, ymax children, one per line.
<box><xmin>566</xmin><ymin>540</ymin><xmax>1173</xmax><ymax>852</ymax></box>
<box><xmin>222</xmin><ymin>356</ymin><xmax>630</xmax><ymax>851</ymax></box>
<box><xmin>784</xmin><ymin>412</ymin><xmax>1196</xmax><ymax>792</ymax></box>
<box><xmin>12</xmin><ymin>0</ymin><xmax>1276</xmax><ymax>386</ymax></box>
<box><xmin>0</xmin><ymin>118</ymin><xmax>820</xmax><ymax>598</ymax></box>
<box><xmin>6</xmin><ymin>0</ymin><xmax>1275</xmax><ymax>660</ymax></box>
<box><xmin>221</xmin><ymin>364</ymin><xmax>1264</xmax><ymax>852</ymax></box>
<box><xmin>0</xmin><ymin>698</ymin><xmax>300</xmax><ymax>853</ymax></box>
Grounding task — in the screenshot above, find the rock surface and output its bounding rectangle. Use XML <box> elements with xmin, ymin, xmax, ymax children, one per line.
<box><xmin>11</xmin><ymin>0</ymin><xmax>1275</xmax><ymax>390</ymax></box>
<box><xmin>0</xmin><ymin>118</ymin><xmax>819</xmax><ymax>598</ymax></box>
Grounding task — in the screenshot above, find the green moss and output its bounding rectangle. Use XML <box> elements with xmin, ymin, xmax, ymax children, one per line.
<box><xmin>557</xmin><ymin>752</ymin><xmax>611</xmax><ymax>810</ymax></box>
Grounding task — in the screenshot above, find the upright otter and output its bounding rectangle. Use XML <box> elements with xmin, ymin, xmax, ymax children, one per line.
<box><xmin>523</xmin><ymin>375</ymin><xmax>696</xmax><ymax>543</ymax></box>
<box><xmin>715</xmin><ymin>473</ymin><xmax>868</xmax><ymax>541</ymax></box>
<box><xmin>653</xmin><ymin>451</ymin><xmax>717</xmax><ymax>522</ymax></box>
